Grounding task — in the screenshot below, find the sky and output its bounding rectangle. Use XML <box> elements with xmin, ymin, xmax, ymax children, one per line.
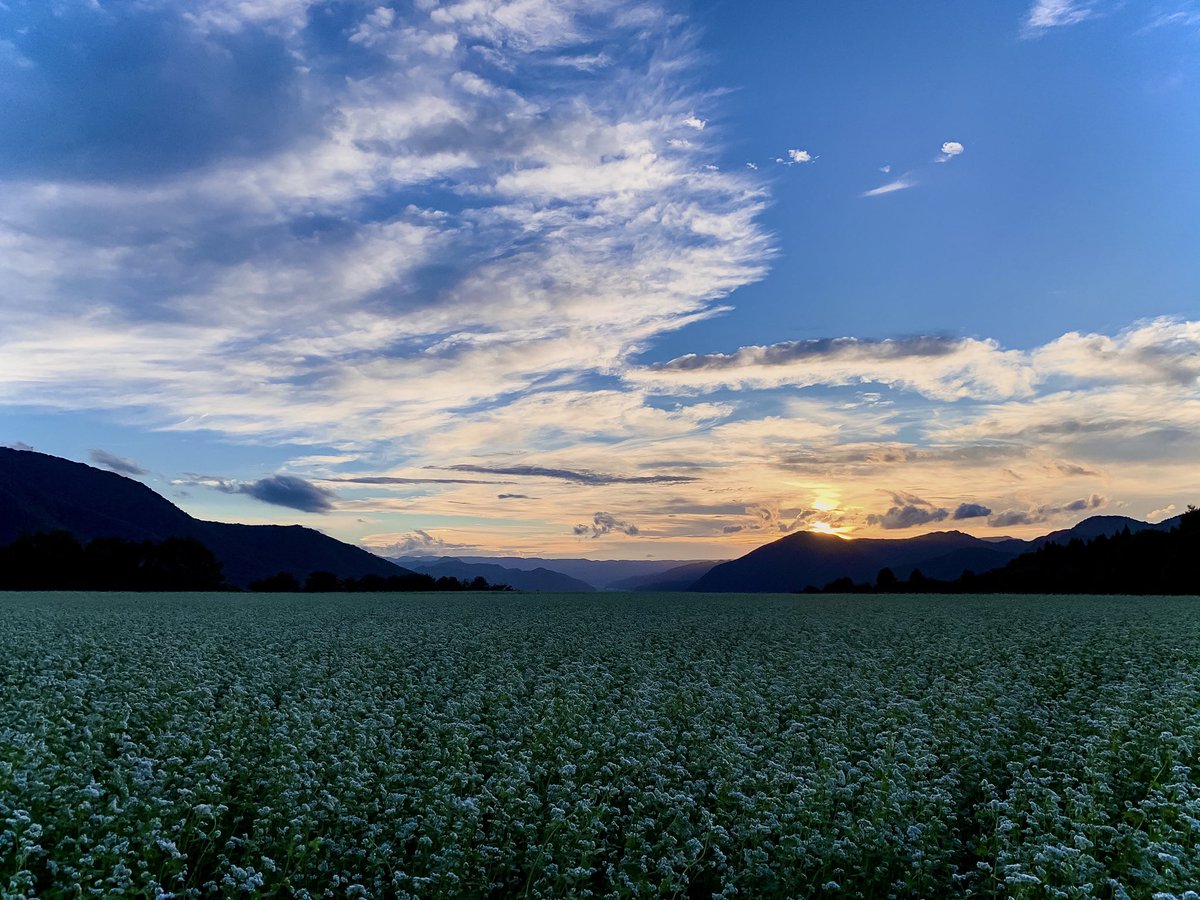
<box><xmin>1</xmin><ymin>0</ymin><xmax>1198</xmax><ymax>560</ymax></box>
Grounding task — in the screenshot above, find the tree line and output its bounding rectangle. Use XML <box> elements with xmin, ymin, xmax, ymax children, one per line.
<box><xmin>0</xmin><ymin>531</ymin><xmax>509</xmax><ymax>592</ymax></box>
<box><xmin>808</xmin><ymin>506</ymin><xmax>1199</xmax><ymax>595</ymax></box>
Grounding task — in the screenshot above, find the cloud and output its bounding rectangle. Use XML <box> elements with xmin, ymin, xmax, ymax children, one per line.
<box><xmin>1148</xmin><ymin>504</ymin><xmax>1177</xmax><ymax>522</ymax></box>
<box><xmin>867</xmin><ymin>494</ymin><xmax>950</xmax><ymax>530</ymax></box>
<box><xmin>2</xmin><ymin>441</ymin><xmax>34</xmax><ymax>451</ymax></box>
<box><xmin>497</xmin><ymin>493</ymin><xmax>533</xmax><ymax>499</ymax></box>
<box><xmin>936</xmin><ymin>141</ymin><xmax>964</xmax><ymax>163</ymax></box>
<box><xmin>862</xmin><ymin>175</ymin><xmax>916</xmax><ymax>197</ymax></box>
<box><xmin>785</xmin><ymin>149</ymin><xmax>813</xmax><ymax>165</ymax></box>
<box><xmin>1064</xmin><ymin>492</ymin><xmax>1107</xmax><ymax>512</ymax></box>
<box><xmin>633</xmin><ymin>335</ymin><xmax>1034</xmax><ymax>401</ymax></box>
<box><xmin>370</xmin><ymin>529</ymin><xmax>475</xmax><ymax>557</ymax></box>
<box><xmin>879</xmin><ymin>164</ymin><xmax>891</xmax><ymax>174</ymax></box>
<box><xmin>1033</xmin><ymin>318</ymin><xmax>1200</xmax><ymax>387</ymax></box>
<box><xmin>988</xmin><ymin>493</ymin><xmax>1106</xmax><ymax>527</ymax></box>
<box><xmin>444</xmin><ymin>464</ymin><xmax>698</xmax><ymax>485</ymax></box>
<box><xmin>1023</xmin><ymin>0</ymin><xmax>1098</xmax><ymax>35</ymax></box>
<box><xmin>89</xmin><ymin>449</ymin><xmax>149</xmax><ymax>477</ymax></box>
<box><xmin>988</xmin><ymin>509</ymin><xmax>1041</xmax><ymax>528</ymax></box>
<box><xmin>0</xmin><ymin>1</ymin><xmax>771</xmax><ymax>451</ymax></box>
<box><xmin>202</xmin><ymin>474</ymin><xmax>336</xmax><ymax>512</ymax></box>
<box><xmin>1054</xmin><ymin>460</ymin><xmax>1100</xmax><ymax>476</ymax></box>
<box><xmin>323</xmin><ymin>475</ymin><xmax>502</xmax><ymax>485</ymax></box>
<box><xmin>574</xmin><ymin>511</ymin><xmax>639</xmax><ymax>538</ymax></box>
<box><xmin>953</xmin><ymin>502</ymin><xmax>992</xmax><ymax>520</ymax></box>
<box><xmin>1141</xmin><ymin>9</ymin><xmax>1200</xmax><ymax>32</ymax></box>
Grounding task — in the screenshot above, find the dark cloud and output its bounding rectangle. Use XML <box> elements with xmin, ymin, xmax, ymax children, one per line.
<box><xmin>952</xmin><ymin>502</ymin><xmax>992</xmax><ymax>520</ymax></box>
<box><xmin>2</xmin><ymin>441</ymin><xmax>34</xmax><ymax>451</ymax></box>
<box><xmin>988</xmin><ymin>494</ymin><xmax>1106</xmax><ymax>528</ymax></box>
<box><xmin>324</xmin><ymin>475</ymin><xmax>502</xmax><ymax>485</ymax></box>
<box><xmin>446</xmin><ymin>464</ymin><xmax>697</xmax><ymax>485</ymax></box>
<box><xmin>89</xmin><ymin>449</ymin><xmax>148</xmax><ymax>476</ymax></box>
<box><xmin>497</xmin><ymin>493</ymin><xmax>532</xmax><ymax>499</ymax></box>
<box><xmin>212</xmin><ymin>474</ymin><xmax>336</xmax><ymax>513</ymax></box>
<box><xmin>652</xmin><ymin>336</ymin><xmax>962</xmax><ymax>373</ymax></box>
<box><xmin>867</xmin><ymin>493</ymin><xmax>949</xmax><ymax>530</ymax></box>
<box><xmin>988</xmin><ymin>509</ymin><xmax>1039</xmax><ymax>528</ymax></box>
<box><xmin>573</xmin><ymin>512</ymin><xmax>639</xmax><ymax>538</ymax></box>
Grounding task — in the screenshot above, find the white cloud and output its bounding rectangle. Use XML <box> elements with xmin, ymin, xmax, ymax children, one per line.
<box><xmin>936</xmin><ymin>141</ymin><xmax>964</xmax><ymax>163</ymax></box>
<box><xmin>1023</xmin><ymin>0</ymin><xmax>1098</xmax><ymax>36</ymax></box>
<box><xmin>786</xmin><ymin>149</ymin><xmax>813</xmax><ymax>164</ymax></box>
<box><xmin>630</xmin><ymin>335</ymin><xmax>1036</xmax><ymax>401</ymax></box>
<box><xmin>682</xmin><ymin>114</ymin><xmax>707</xmax><ymax>130</ymax></box>
<box><xmin>879</xmin><ymin>164</ymin><xmax>891</xmax><ymax>174</ymax></box>
<box><xmin>0</xmin><ymin>1</ymin><xmax>771</xmax><ymax>449</ymax></box>
<box><xmin>861</xmin><ymin>175</ymin><xmax>916</xmax><ymax>197</ymax></box>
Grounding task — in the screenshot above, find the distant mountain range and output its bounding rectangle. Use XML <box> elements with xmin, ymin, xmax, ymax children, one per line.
<box><xmin>0</xmin><ymin>447</ymin><xmax>409</xmax><ymax>588</ymax></box>
<box><xmin>389</xmin><ymin>555</ymin><xmax>718</xmax><ymax>591</ymax></box>
<box><xmin>392</xmin><ymin>557</ymin><xmax>596</xmax><ymax>593</ymax></box>
<box><xmin>398</xmin><ymin>516</ymin><xmax>1180</xmax><ymax>593</ymax></box>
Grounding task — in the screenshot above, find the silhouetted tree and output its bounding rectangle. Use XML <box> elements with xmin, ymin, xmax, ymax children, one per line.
<box><xmin>876</xmin><ymin>567</ymin><xmax>898</xmax><ymax>590</ymax></box>
<box><xmin>249</xmin><ymin>571</ymin><xmax>302</xmax><ymax>592</ymax></box>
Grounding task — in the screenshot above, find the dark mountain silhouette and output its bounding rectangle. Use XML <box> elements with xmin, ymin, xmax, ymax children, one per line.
<box><xmin>608</xmin><ymin>561</ymin><xmax>724</xmax><ymax>591</ymax></box>
<box><xmin>691</xmin><ymin>530</ymin><xmax>1009</xmax><ymax>593</ymax></box>
<box><xmin>689</xmin><ymin>515</ymin><xmax>1179</xmax><ymax>593</ymax></box>
<box><xmin>0</xmin><ymin>447</ymin><xmax>410</xmax><ymax>588</ymax></box>
<box><xmin>393</xmin><ymin>557</ymin><xmax>596</xmax><ymax>592</ymax></box>
<box><xmin>1031</xmin><ymin>514</ymin><xmax>1176</xmax><ymax>547</ymax></box>
<box><xmin>840</xmin><ymin>508</ymin><xmax>1199</xmax><ymax>595</ymax></box>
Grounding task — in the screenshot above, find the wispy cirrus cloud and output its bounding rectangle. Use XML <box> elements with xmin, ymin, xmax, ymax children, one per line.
<box><xmin>1023</xmin><ymin>0</ymin><xmax>1100</xmax><ymax>36</ymax></box>
<box><xmin>862</xmin><ymin>175</ymin><xmax>916</xmax><ymax>197</ymax></box>
<box><xmin>444</xmin><ymin>464</ymin><xmax>698</xmax><ymax>485</ymax></box>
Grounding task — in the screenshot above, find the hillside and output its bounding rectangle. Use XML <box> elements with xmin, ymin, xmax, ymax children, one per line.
<box><xmin>690</xmin><ymin>516</ymin><xmax>1176</xmax><ymax>593</ymax></box>
<box><xmin>0</xmin><ymin>448</ymin><xmax>408</xmax><ymax>588</ymax></box>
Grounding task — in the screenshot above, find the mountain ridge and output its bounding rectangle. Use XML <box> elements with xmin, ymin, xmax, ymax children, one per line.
<box><xmin>0</xmin><ymin>447</ymin><xmax>409</xmax><ymax>588</ymax></box>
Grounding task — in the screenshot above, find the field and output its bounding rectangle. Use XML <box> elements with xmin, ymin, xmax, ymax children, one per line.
<box><xmin>3</xmin><ymin>593</ymin><xmax>1200</xmax><ymax>898</ymax></box>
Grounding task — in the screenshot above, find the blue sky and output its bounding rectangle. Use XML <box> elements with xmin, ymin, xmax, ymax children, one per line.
<box><xmin>1</xmin><ymin>0</ymin><xmax>1198</xmax><ymax>558</ymax></box>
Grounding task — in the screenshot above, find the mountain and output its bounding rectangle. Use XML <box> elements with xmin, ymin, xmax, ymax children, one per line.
<box><xmin>1032</xmin><ymin>514</ymin><xmax>1174</xmax><ymax>546</ymax></box>
<box><xmin>608</xmin><ymin>561</ymin><xmax>724</xmax><ymax>592</ymax></box>
<box><xmin>691</xmin><ymin>530</ymin><xmax>1017</xmax><ymax>593</ymax></box>
<box><xmin>392</xmin><ymin>557</ymin><xmax>595</xmax><ymax>592</ymax></box>
<box><xmin>690</xmin><ymin>514</ymin><xmax>1182</xmax><ymax>593</ymax></box>
<box><xmin>422</xmin><ymin>556</ymin><xmax>720</xmax><ymax>590</ymax></box>
<box><xmin>0</xmin><ymin>447</ymin><xmax>409</xmax><ymax>588</ymax></box>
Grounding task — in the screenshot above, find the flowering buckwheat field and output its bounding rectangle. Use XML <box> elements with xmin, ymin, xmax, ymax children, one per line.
<box><xmin>3</xmin><ymin>592</ymin><xmax>1200</xmax><ymax>898</ymax></box>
